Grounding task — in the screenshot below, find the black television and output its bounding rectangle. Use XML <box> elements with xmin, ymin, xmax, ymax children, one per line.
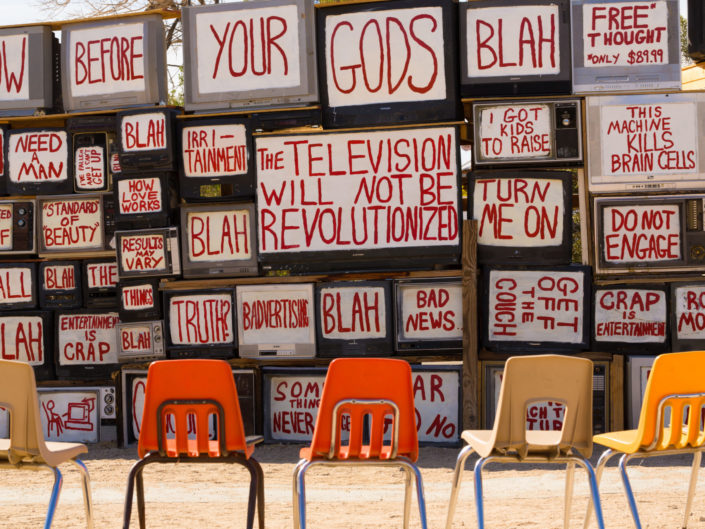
<box><xmin>256</xmin><ymin>125</ymin><xmax>461</xmax><ymax>273</ymax></box>
<box><xmin>117</xmin><ymin>321</ymin><xmax>165</xmax><ymax>363</ymax></box>
<box><xmin>61</xmin><ymin>14</ymin><xmax>167</xmax><ymax>112</ymax></box>
<box><xmin>315</xmin><ymin>280</ymin><xmax>394</xmax><ymax>357</ymax></box>
<box><xmin>54</xmin><ymin>310</ymin><xmax>120</xmax><ymax>380</ymax></box>
<box><xmin>0</xmin><ymin>26</ymin><xmax>60</xmax><ymax>116</ymax></box>
<box><xmin>118</xmin><ymin>278</ymin><xmax>161</xmax><ymax>322</ymax></box>
<box><xmin>67</xmin><ymin>115</ymin><xmax>118</xmax><ymax>193</ymax></box>
<box><xmin>459</xmin><ymin>0</ymin><xmax>572</xmax><ymax>97</ymax></box>
<box><xmin>38</xmin><ymin>260</ymin><xmax>82</xmax><ymax>309</ymax></box>
<box><xmin>7</xmin><ymin>128</ymin><xmax>72</xmax><ymax>195</ymax></box>
<box><xmin>116</xmin><ymin>108</ymin><xmax>178</xmax><ymax>172</ymax></box>
<box><xmin>688</xmin><ymin>0</ymin><xmax>705</xmax><ymax>62</ymax></box>
<box><xmin>0</xmin><ymin>262</ymin><xmax>36</xmax><ymax>310</ymax></box>
<box><xmin>180</xmin><ymin>202</ymin><xmax>258</xmax><ymax>279</ymax></box>
<box><xmin>163</xmin><ymin>288</ymin><xmax>237</xmax><ymax>359</ymax></box>
<box><xmin>0</xmin><ymin>310</ymin><xmax>54</xmax><ymax>380</ymax></box>
<box><xmin>115</xmin><ymin>227</ymin><xmax>181</xmax><ymax>279</ymax></box>
<box><xmin>468</xmin><ymin>170</ymin><xmax>573</xmax><ymax>265</ymax></box>
<box><xmin>670</xmin><ymin>282</ymin><xmax>705</xmax><ymax>352</ymax></box>
<box><xmin>0</xmin><ymin>198</ymin><xmax>36</xmax><ymax>256</ymax></box>
<box><xmin>593</xmin><ymin>284</ymin><xmax>668</xmax><ymax>355</ymax></box>
<box><xmin>113</xmin><ymin>172</ymin><xmax>176</xmax><ymax>229</ymax></box>
<box><xmin>316</xmin><ymin>0</ymin><xmax>461</xmax><ymax>128</ymax></box>
<box><xmin>0</xmin><ymin>125</ymin><xmax>7</xmax><ymax>194</ymax></box>
<box><xmin>82</xmin><ymin>258</ymin><xmax>119</xmax><ymax>308</ymax></box>
<box><xmin>394</xmin><ymin>277</ymin><xmax>462</xmax><ymax>354</ymax></box>
<box><xmin>177</xmin><ymin>116</ymin><xmax>255</xmax><ymax>202</ymax></box>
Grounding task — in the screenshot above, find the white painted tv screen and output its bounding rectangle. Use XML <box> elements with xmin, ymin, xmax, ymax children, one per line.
<box><xmin>56</xmin><ymin>312</ymin><xmax>119</xmax><ymax>365</ymax></box>
<box><xmin>168</xmin><ymin>293</ymin><xmax>234</xmax><ymax>346</ymax></box>
<box><xmin>594</xmin><ymin>288</ymin><xmax>667</xmax><ymax>343</ymax></box>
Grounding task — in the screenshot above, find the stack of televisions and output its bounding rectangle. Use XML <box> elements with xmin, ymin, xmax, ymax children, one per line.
<box><xmin>0</xmin><ymin>0</ymin><xmax>700</xmax><ymax>446</ymax></box>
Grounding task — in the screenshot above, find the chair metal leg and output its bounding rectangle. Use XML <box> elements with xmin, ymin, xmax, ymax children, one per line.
<box><xmin>123</xmin><ymin>457</ymin><xmax>150</xmax><ymax>529</ymax></box>
<box><xmin>136</xmin><ymin>467</ymin><xmax>146</xmax><ymax>529</ymax></box>
<box><xmin>242</xmin><ymin>457</ymin><xmax>264</xmax><ymax>529</ymax></box>
<box><xmin>402</xmin><ymin>466</ymin><xmax>413</xmax><ymax>529</ymax></box>
<box><xmin>254</xmin><ymin>459</ymin><xmax>265</xmax><ymax>529</ymax></box>
<box><xmin>583</xmin><ymin>449</ymin><xmax>616</xmax><ymax>529</ymax></box>
<box><xmin>71</xmin><ymin>459</ymin><xmax>94</xmax><ymax>529</ymax></box>
<box><xmin>683</xmin><ymin>451</ymin><xmax>702</xmax><ymax>529</ymax></box>
<box><xmin>618</xmin><ymin>453</ymin><xmax>642</xmax><ymax>529</ymax></box>
<box><xmin>571</xmin><ymin>455</ymin><xmax>606</xmax><ymax>529</ymax></box>
<box><xmin>43</xmin><ymin>466</ymin><xmax>63</xmax><ymax>529</ymax></box>
<box><xmin>564</xmin><ymin>462</ymin><xmax>575</xmax><ymax>529</ymax></box>
<box><xmin>292</xmin><ymin>460</ymin><xmax>307</xmax><ymax>529</ymax></box>
<box><xmin>473</xmin><ymin>457</ymin><xmax>493</xmax><ymax>529</ymax></box>
<box><xmin>445</xmin><ymin>445</ymin><xmax>475</xmax><ymax>529</ymax></box>
<box><xmin>397</xmin><ymin>458</ymin><xmax>428</xmax><ymax>529</ymax></box>
<box><xmin>296</xmin><ymin>461</ymin><xmax>313</xmax><ymax>529</ymax></box>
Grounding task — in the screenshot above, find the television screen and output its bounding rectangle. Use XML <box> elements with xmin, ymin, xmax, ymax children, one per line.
<box><xmin>460</xmin><ymin>0</ymin><xmax>572</xmax><ymax>96</ymax></box>
<box><xmin>37</xmin><ymin>194</ymin><xmax>109</xmax><ymax>257</ymax></box>
<box><xmin>114</xmin><ymin>173</ymin><xmax>176</xmax><ymax>229</ymax></box>
<box><xmin>82</xmin><ymin>258</ymin><xmax>119</xmax><ymax>308</ymax></box>
<box><xmin>55</xmin><ymin>310</ymin><xmax>120</xmax><ymax>380</ymax></box>
<box><xmin>180</xmin><ymin>202</ymin><xmax>258</xmax><ymax>278</ymax></box>
<box><xmin>117</xmin><ymin>320</ymin><xmax>165</xmax><ymax>363</ymax></box>
<box><xmin>118</xmin><ymin>278</ymin><xmax>161</xmax><ymax>321</ymax></box>
<box><xmin>256</xmin><ymin>126</ymin><xmax>461</xmax><ymax>273</ymax></box>
<box><xmin>0</xmin><ymin>199</ymin><xmax>35</xmax><ymax>255</ymax></box>
<box><xmin>626</xmin><ymin>355</ymin><xmax>654</xmax><ymax>428</ymax></box>
<box><xmin>0</xmin><ymin>262</ymin><xmax>36</xmax><ymax>310</ymax></box>
<box><xmin>316</xmin><ymin>0</ymin><xmax>461</xmax><ymax>128</ymax></box>
<box><xmin>61</xmin><ymin>14</ymin><xmax>167</xmax><ymax>112</ymax></box>
<box><xmin>236</xmin><ymin>283</ymin><xmax>315</xmax><ymax>359</ymax></box>
<box><xmin>67</xmin><ymin>115</ymin><xmax>119</xmax><ymax>193</ymax></box>
<box><xmin>177</xmin><ymin>116</ymin><xmax>255</xmax><ymax>201</ymax></box>
<box><xmin>412</xmin><ymin>365</ymin><xmax>461</xmax><ymax>446</ymax></box>
<box><xmin>571</xmin><ymin>0</ymin><xmax>681</xmax><ymax>93</ymax></box>
<box><xmin>0</xmin><ymin>310</ymin><xmax>53</xmax><ymax>380</ymax></box>
<box><xmin>115</xmin><ymin>227</ymin><xmax>180</xmax><ymax>279</ymax></box>
<box><xmin>468</xmin><ymin>171</ymin><xmax>573</xmax><ymax>265</ymax></box>
<box><xmin>394</xmin><ymin>278</ymin><xmax>462</xmax><ymax>354</ymax></box>
<box><xmin>38</xmin><ymin>260</ymin><xmax>82</xmax><ymax>309</ymax></box>
<box><xmin>7</xmin><ymin>128</ymin><xmax>72</xmax><ymax>195</ymax></box>
<box><xmin>116</xmin><ymin>108</ymin><xmax>178</xmax><ymax>172</ymax></box>
<box><xmin>36</xmin><ymin>389</ymin><xmax>102</xmax><ymax>443</ymax></box>
<box><xmin>182</xmin><ymin>0</ymin><xmax>318</xmax><ymax>112</ymax></box>
<box><xmin>670</xmin><ymin>282</ymin><xmax>705</xmax><ymax>352</ymax></box>
<box><xmin>315</xmin><ymin>280</ymin><xmax>393</xmax><ymax>357</ymax></box>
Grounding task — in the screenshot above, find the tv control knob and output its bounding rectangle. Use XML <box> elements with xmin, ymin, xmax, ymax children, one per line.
<box><xmin>17</xmin><ymin>219</ymin><xmax>25</xmax><ymax>227</ymax></box>
<box><xmin>18</xmin><ymin>208</ymin><xmax>26</xmax><ymax>215</ymax></box>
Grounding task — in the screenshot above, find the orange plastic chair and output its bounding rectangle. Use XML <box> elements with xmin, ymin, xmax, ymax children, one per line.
<box><xmin>584</xmin><ymin>350</ymin><xmax>705</xmax><ymax>529</ymax></box>
<box><xmin>0</xmin><ymin>359</ymin><xmax>94</xmax><ymax>529</ymax></box>
<box><xmin>122</xmin><ymin>359</ymin><xmax>264</xmax><ymax>529</ymax></box>
<box><xmin>292</xmin><ymin>358</ymin><xmax>427</xmax><ymax>529</ymax></box>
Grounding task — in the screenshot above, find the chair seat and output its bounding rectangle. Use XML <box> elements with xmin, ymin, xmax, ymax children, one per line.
<box><xmin>0</xmin><ymin>438</ymin><xmax>87</xmax><ymax>467</ymax></box>
<box><xmin>462</xmin><ymin>429</ymin><xmax>573</xmax><ymax>458</ymax></box>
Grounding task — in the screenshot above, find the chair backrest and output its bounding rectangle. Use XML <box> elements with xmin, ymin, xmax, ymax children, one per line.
<box><xmin>137</xmin><ymin>359</ymin><xmax>248</xmax><ymax>458</ymax></box>
<box><xmin>307</xmin><ymin>358</ymin><xmax>418</xmax><ymax>462</ymax></box>
<box><xmin>491</xmin><ymin>355</ymin><xmax>594</xmax><ymax>459</ymax></box>
<box><xmin>0</xmin><ymin>360</ymin><xmax>50</xmax><ymax>464</ymax></box>
<box><xmin>636</xmin><ymin>350</ymin><xmax>705</xmax><ymax>451</ymax></box>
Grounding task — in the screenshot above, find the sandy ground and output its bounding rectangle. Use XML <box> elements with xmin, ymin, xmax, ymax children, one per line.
<box><xmin>2</xmin><ymin>443</ymin><xmax>705</xmax><ymax>529</ymax></box>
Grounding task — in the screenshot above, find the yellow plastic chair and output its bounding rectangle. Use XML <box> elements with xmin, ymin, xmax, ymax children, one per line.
<box><xmin>0</xmin><ymin>359</ymin><xmax>94</xmax><ymax>529</ymax></box>
<box><xmin>584</xmin><ymin>350</ymin><xmax>705</xmax><ymax>529</ymax></box>
<box><xmin>446</xmin><ymin>354</ymin><xmax>605</xmax><ymax>529</ymax></box>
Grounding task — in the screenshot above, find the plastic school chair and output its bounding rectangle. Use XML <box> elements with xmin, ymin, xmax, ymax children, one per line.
<box><xmin>122</xmin><ymin>359</ymin><xmax>264</xmax><ymax>529</ymax></box>
<box><xmin>445</xmin><ymin>355</ymin><xmax>605</xmax><ymax>529</ymax></box>
<box><xmin>583</xmin><ymin>350</ymin><xmax>705</xmax><ymax>529</ymax></box>
<box><xmin>292</xmin><ymin>357</ymin><xmax>428</xmax><ymax>529</ymax></box>
<box><xmin>0</xmin><ymin>359</ymin><xmax>94</xmax><ymax>529</ymax></box>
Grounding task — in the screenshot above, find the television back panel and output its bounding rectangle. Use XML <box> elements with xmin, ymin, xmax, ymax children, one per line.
<box><xmin>670</xmin><ymin>282</ymin><xmax>705</xmax><ymax>352</ymax></box>
<box><xmin>571</xmin><ymin>0</ymin><xmax>681</xmax><ymax>93</ymax></box>
<box><xmin>0</xmin><ymin>310</ymin><xmax>54</xmax><ymax>380</ymax></box>
<box><xmin>117</xmin><ymin>108</ymin><xmax>177</xmax><ymax>172</ymax></box>
<box><xmin>117</xmin><ymin>320</ymin><xmax>165</xmax><ymax>363</ymax></box>
<box><xmin>37</xmin><ymin>194</ymin><xmax>107</xmax><ymax>257</ymax></box>
<box><xmin>460</xmin><ymin>0</ymin><xmax>572</xmax><ymax>97</ymax></box>
<box><xmin>114</xmin><ymin>173</ymin><xmax>175</xmax><ymax>229</ymax></box>
<box><xmin>469</xmin><ymin>171</ymin><xmax>573</xmax><ymax>265</ymax></box>
<box><xmin>593</xmin><ymin>284</ymin><xmax>668</xmax><ymax>354</ymax></box>
<box><xmin>394</xmin><ymin>278</ymin><xmax>463</xmax><ymax>354</ymax></box>
<box><xmin>236</xmin><ymin>283</ymin><xmax>315</xmax><ymax>359</ymax></box>
<box><xmin>61</xmin><ymin>14</ymin><xmax>167</xmax><ymax>112</ymax></box>
<box><xmin>586</xmin><ymin>92</ymin><xmax>705</xmax><ymax>193</ymax></box>
<box><xmin>316</xmin><ymin>0</ymin><xmax>462</xmax><ymax>128</ymax></box>
<box><xmin>180</xmin><ymin>202</ymin><xmax>258</xmax><ymax>278</ymax></box>
<box><xmin>7</xmin><ymin>128</ymin><xmax>72</xmax><ymax>195</ymax></box>
<box><xmin>118</xmin><ymin>278</ymin><xmax>161</xmax><ymax>322</ymax></box>
<box><xmin>115</xmin><ymin>227</ymin><xmax>180</xmax><ymax>279</ymax></box>
<box><xmin>178</xmin><ymin>116</ymin><xmax>255</xmax><ymax>201</ymax></box>
<box><xmin>38</xmin><ymin>260</ymin><xmax>82</xmax><ymax>309</ymax></box>
<box><xmin>82</xmin><ymin>258</ymin><xmax>119</xmax><ymax>308</ymax></box>
<box><xmin>315</xmin><ymin>280</ymin><xmax>394</xmax><ymax>358</ymax></box>
<box><xmin>481</xmin><ymin>265</ymin><xmax>592</xmax><ymax>353</ymax></box>
<box><xmin>182</xmin><ymin>0</ymin><xmax>318</xmax><ymax>112</ymax></box>
<box><xmin>0</xmin><ymin>262</ymin><xmax>36</xmax><ymax>310</ymax></box>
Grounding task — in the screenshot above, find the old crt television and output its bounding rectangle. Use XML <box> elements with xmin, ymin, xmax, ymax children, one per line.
<box><xmin>471</xmin><ymin>98</ymin><xmax>582</xmax><ymax>166</ymax></box>
<box><xmin>0</xmin><ymin>198</ymin><xmax>35</xmax><ymax>255</ymax></box>
<box><xmin>182</xmin><ymin>0</ymin><xmax>318</xmax><ymax>112</ymax></box>
<box><xmin>178</xmin><ymin>116</ymin><xmax>255</xmax><ymax>201</ymax></box>
<box><xmin>67</xmin><ymin>115</ymin><xmax>118</xmax><ymax>193</ymax></box>
<box><xmin>54</xmin><ymin>310</ymin><xmax>120</xmax><ymax>380</ymax></box>
<box><xmin>316</xmin><ymin>0</ymin><xmax>461</xmax><ymax>129</ymax></box>
<box><xmin>670</xmin><ymin>282</ymin><xmax>705</xmax><ymax>352</ymax></box>
<box><xmin>236</xmin><ymin>283</ymin><xmax>315</xmax><ymax>359</ymax></box>
<box><xmin>460</xmin><ymin>0</ymin><xmax>571</xmax><ymax>97</ymax></box>
<box><xmin>163</xmin><ymin>288</ymin><xmax>237</xmax><ymax>359</ymax></box>
<box><xmin>0</xmin><ymin>26</ymin><xmax>59</xmax><ymax>116</ymax></box>
<box><xmin>0</xmin><ymin>262</ymin><xmax>36</xmax><ymax>310</ymax></box>
<box><xmin>256</xmin><ymin>126</ymin><xmax>461</xmax><ymax>274</ymax></box>
<box><xmin>117</xmin><ymin>108</ymin><xmax>178</xmax><ymax>172</ymax></box>
<box><xmin>7</xmin><ymin>128</ymin><xmax>72</xmax><ymax>195</ymax></box>
<box><xmin>61</xmin><ymin>14</ymin><xmax>167</xmax><ymax>112</ymax></box>
<box><xmin>117</xmin><ymin>320</ymin><xmax>165</xmax><ymax>363</ymax></box>
<box><xmin>0</xmin><ymin>125</ymin><xmax>6</xmax><ymax>193</ymax></box>
<box><xmin>82</xmin><ymin>258</ymin><xmax>119</xmax><ymax>308</ymax></box>
<box><xmin>315</xmin><ymin>280</ymin><xmax>394</xmax><ymax>357</ymax></box>
<box><xmin>180</xmin><ymin>202</ymin><xmax>258</xmax><ymax>279</ymax></box>
<box><xmin>586</xmin><ymin>92</ymin><xmax>705</xmax><ymax>193</ymax></box>
<box><xmin>468</xmin><ymin>171</ymin><xmax>573</xmax><ymax>264</ymax></box>
<box><xmin>115</xmin><ymin>227</ymin><xmax>181</xmax><ymax>279</ymax></box>
<box><xmin>38</xmin><ymin>260</ymin><xmax>82</xmax><ymax>309</ymax></box>
<box><xmin>571</xmin><ymin>0</ymin><xmax>681</xmax><ymax>93</ymax></box>
<box><xmin>593</xmin><ymin>284</ymin><xmax>668</xmax><ymax>354</ymax></box>
<box><xmin>593</xmin><ymin>194</ymin><xmax>705</xmax><ymax>275</ymax></box>
<box><xmin>394</xmin><ymin>278</ymin><xmax>462</xmax><ymax>353</ymax></box>
<box><xmin>688</xmin><ymin>0</ymin><xmax>705</xmax><ymax>62</ymax></box>
<box><xmin>114</xmin><ymin>173</ymin><xmax>176</xmax><ymax>229</ymax></box>
<box><xmin>118</xmin><ymin>278</ymin><xmax>161</xmax><ymax>322</ymax></box>
<box><xmin>0</xmin><ymin>310</ymin><xmax>54</xmax><ymax>380</ymax></box>
<box><xmin>481</xmin><ymin>265</ymin><xmax>592</xmax><ymax>353</ymax></box>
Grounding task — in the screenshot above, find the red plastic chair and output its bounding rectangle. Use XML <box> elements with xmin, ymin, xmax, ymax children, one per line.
<box><xmin>293</xmin><ymin>358</ymin><xmax>428</xmax><ymax>529</ymax></box>
<box><xmin>122</xmin><ymin>359</ymin><xmax>264</xmax><ymax>529</ymax></box>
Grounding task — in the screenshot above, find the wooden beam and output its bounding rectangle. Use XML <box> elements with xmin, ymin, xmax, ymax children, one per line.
<box><xmin>610</xmin><ymin>354</ymin><xmax>625</xmax><ymax>431</ymax></box>
<box><xmin>462</xmin><ymin>219</ymin><xmax>479</xmax><ymax>429</ymax></box>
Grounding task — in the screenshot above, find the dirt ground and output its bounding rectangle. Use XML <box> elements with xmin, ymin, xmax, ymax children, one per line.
<box><xmin>2</xmin><ymin>443</ymin><xmax>705</xmax><ymax>529</ymax></box>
